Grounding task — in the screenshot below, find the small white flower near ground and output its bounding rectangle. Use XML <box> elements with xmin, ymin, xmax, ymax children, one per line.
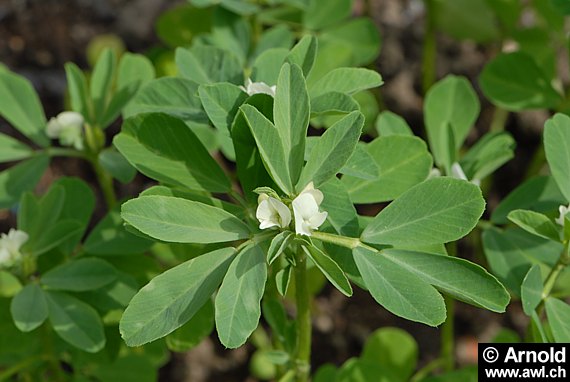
<box><xmin>450</xmin><ymin>162</ymin><xmax>481</xmax><ymax>186</ymax></box>
<box><xmin>556</xmin><ymin>204</ymin><xmax>570</xmax><ymax>226</ymax></box>
<box><xmin>292</xmin><ymin>182</ymin><xmax>328</xmax><ymax>236</ymax></box>
<box><xmin>46</xmin><ymin>111</ymin><xmax>85</xmax><ymax>150</ymax></box>
<box><xmin>0</xmin><ymin>229</ymin><xmax>29</xmax><ymax>268</ymax></box>
<box><xmin>256</xmin><ymin>194</ymin><xmax>291</xmax><ymax>229</ymax></box>
<box><xmin>240</xmin><ymin>78</ymin><xmax>276</xmax><ymax>97</ymax></box>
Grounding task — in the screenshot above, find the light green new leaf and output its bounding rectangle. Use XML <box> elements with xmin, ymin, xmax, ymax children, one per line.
<box><xmin>303</xmin><ymin>245</ymin><xmax>352</xmax><ymax>297</ymax></box>
<box><xmin>240</xmin><ymin>104</ymin><xmax>293</xmax><ymax>194</ymax></box>
<box><xmin>340</xmin><ymin>144</ymin><xmax>379</xmax><ymax>180</ymax></box>
<box><xmin>460</xmin><ymin>131</ymin><xmax>515</xmax><ymax>181</ymax></box>
<box><xmin>341</xmin><ymin>136</ymin><xmax>432</xmax><ymax>203</ymax></box>
<box><xmin>10</xmin><ymin>284</ymin><xmax>48</xmax><ymax>332</ymax></box>
<box><xmin>309</xmin><ymin>68</ymin><xmax>383</xmax><ymax>98</ymax></box>
<box><xmin>0</xmin><ymin>271</ymin><xmax>22</xmax><ymax>297</ymax></box>
<box><xmin>361</xmin><ymin>178</ymin><xmax>485</xmax><ymax>246</ymax></box>
<box><xmin>375</xmin><ymin>111</ymin><xmax>413</xmax><ymax>137</ymax></box>
<box><xmin>276</xmin><ymin>266</ymin><xmax>292</xmax><ymax>297</ymax></box>
<box><xmin>274</xmin><ymin>63</ymin><xmax>310</xmax><ymax>187</ymax></box>
<box><xmin>90</xmin><ymin>48</ymin><xmax>117</xmax><ymax>125</ymax></box>
<box><xmin>380</xmin><ymin>249</ymin><xmax>510</xmax><ymax>312</ymax></box>
<box><xmin>98</xmin><ymin>148</ymin><xmax>137</xmax><ymax>184</ymax></box>
<box><xmin>215</xmin><ymin>244</ymin><xmax>267</xmax><ymax>348</ymax></box>
<box><xmin>267</xmin><ymin>231</ymin><xmax>294</xmax><ymax>265</ymax></box>
<box><xmin>310</xmin><ymin>92</ymin><xmax>359</xmax><ymax>118</ymax></box>
<box><xmin>253</xmin><ymin>25</ymin><xmax>294</xmax><ymax>58</ymax></box>
<box><xmin>210</xmin><ymin>7</ymin><xmax>251</xmax><ymax>64</ymax></box>
<box><xmin>479</xmin><ymin>52</ymin><xmax>562</xmax><ymax>110</ymax></box>
<box><xmin>175</xmin><ymin>45</ymin><xmax>243</xmax><ymax>85</ymax></box>
<box><xmin>424</xmin><ymin>75</ymin><xmax>480</xmax><ymax>168</ymax></box>
<box><xmin>544</xmin><ymin>113</ymin><xmax>570</xmax><ymax>202</ymax></box>
<box><xmin>303</xmin><ymin>0</ymin><xmax>351</xmax><ymax>29</ymax></box>
<box><xmin>507</xmin><ymin>210</ymin><xmax>560</xmax><ymax>242</ymax></box>
<box><xmin>65</xmin><ymin>63</ymin><xmax>92</xmax><ymax>123</ymax></box>
<box><xmin>46</xmin><ymin>291</ymin><xmax>105</xmax><ymax>353</ymax></box>
<box><xmin>199</xmin><ymin>82</ymin><xmax>248</xmax><ymax>133</ymax></box>
<box><xmin>545</xmin><ymin>298</ymin><xmax>570</xmax><ymax>342</ymax></box>
<box><xmin>521</xmin><ymin>264</ymin><xmax>543</xmax><ymax>316</ymax></box>
<box><xmin>41</xmin><ymin>258</ymin><xmax>117</xmax><ymax>292</ymax></box>
<box><xmin>121</xmin><ymin>195</ymin><xmax>250</xmax><ymax>244</ymax></box>
<box><xmin>0</xmin><ymin>69</ymin><xmax>49</xmax><ymax>147</ymax></box>
<box><xmin>0</xmin><ymin>133</ymin><xmax>32</xmax><ymax>163</ymax></box>
<box><xmin>299</xmin><ymin>111</ymin><xmax>364</xmax><ymax>189</ymax></box>
<box><xmin>0</xmin><ymin>155</ymin><xmax>49</xmax><ymax>209</ymax></box>
<box><xmin>120</xmin><ymin>247</ymin><xmax>236</xmax><ymax>346</ymax></box>
<box><xmin>286</xmin><ymin>35</ymin><xmax>318</xmax><ymax>77</ymax></box>
<box><xmin>133</xmin><ymin>113</ymin><xmax>230</xmax><ymax>192</ymax></box>
<box><xmin>252</xmin><ymin>48</ymin><xmax>289</xmax><ymax>86</ymax></box>
<box><xmin>166</xmin><ymin>299</ymin><xmax>214</xmax><ymax>352</ymax></box>
<box><xmin>319</xmin><ymin>18</ymin><xmax>380</xmax><ymax>67</ymax></box>
<box><xmin>353</xmin><ymin>246</ymin><xmax>446</xmax><ymax>326</ymax></box>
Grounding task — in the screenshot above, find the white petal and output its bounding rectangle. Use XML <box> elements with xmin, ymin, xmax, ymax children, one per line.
<box><xmin>297</xmin><ymin>221</ymin><xmax>313</xmax><ymax>236</ymax></box>
<box><xmin>0</xmin><ymin>248</ymin><xmax>11</xmax><ymax>266</ymax></box>
<box><xmin>269</xmin><ymin>198</ymin><xmax>291</xmax><ymax>227</ymax></box>
<box><xmin>308</xmin><ymin>211</ymin><xmax>328</xmax><ymax>230</ymax></box>
<box><xmin>259</xmin><ymin>220</ymin><xmax>279</xmax><ymax>229</ymax></box>
<box><xmin>450</xmin><ymin>162</ymin><xmax>468</xmax><ymax>181</ymax></box>
<box><xmin>46</xmin><ymin>117</ymin><xmax>62</xmax><ymax>138</ymax></box>
<box><xmin>292</xmin><ymin>193</ymin><xmax>319</xmax><ymax>220</ymax></box>
<box><xmin>428</xmin><ymin>168</ymin><xmax>441</xmax><ymax>179</ymax></box>
<box><xmin>256</xmin><ymin>199</ymin><xmax>273</xmax><ymax>221</ymax></box>
<box><xmin>7</xmin><ymin>229</ymin><xmax>28</xmax><ymax>248</ymax></box>
<box><xmin>56</xmin><ymin>111</ymin><xmax>84</xmax><ymax>127</ymax></box>
<box><xmin>246</xmin><ymin>81</ymin><xmax>276</xmax><ymax>97</ymax></box>
<box><xmin>556</xmin><ymin>205</ymin><xmax>570</xmax><ymax>226</ymax></box>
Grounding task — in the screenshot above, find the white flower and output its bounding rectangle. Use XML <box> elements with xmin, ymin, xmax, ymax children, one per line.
<box><xmin>292</xmin><ymin>182</ymin><xmax>328</xmax><ymax>236</ymax></box>
<box><xmin>256</xmin><ymin>194</ymin><xmax>291</xmax><ymax>230</ymax></box>
<box><xmin>0</xmin><ymin>229</ymin><xmax>29</xmax><ymax>268</ymax></box>
<box><xmin>240</xmin><ymin>78</ymin><xmax>276</xmax><ymax>97</ymax></box>
<box><xmin>46</xmin><ymin>111</ymin><xmax>84</xmax><ymax>150</ymax></box>
<box><xmin>428</xmin><ymin>167</ymin><xmax>441</xmax><ymax>179</ymax></box>
<box><xmin>556</xmin><ymin>204</ymin><xmax>570</xmax><ymax>226</ymax></box>
<box><xmin>450</xmin><ymin>162</ymin><xmax>480</xmax><ymax>186</ymax></box>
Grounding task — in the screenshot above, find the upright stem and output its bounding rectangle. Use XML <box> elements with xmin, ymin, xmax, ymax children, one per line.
<box><xmin>294</xmin><ymin>250</ymin><xmax>311</xmax><ymax>382</ymax></box>
<box><xmin>422</xmin><ymin>0</ymin><xmax>437</xmax><ymax>95</ymax></box>
<box><xmin>536</xmin><ymin>244</ymin><xmax>570</xmax><ymax>315</ymax></box>
<box><xmin>489</xmin><ymin>107</ymin><xmax>509</xmax><ymax>133</ymax></box>
<box><xmin>91</xmin><ymin>157</ymin><xmax>116</xmax><ymax>209</ymax></box>
<box><xmin>441</xmin><ymin>241</ymin><xmax>456</xmax><ymax>372</ymax></box>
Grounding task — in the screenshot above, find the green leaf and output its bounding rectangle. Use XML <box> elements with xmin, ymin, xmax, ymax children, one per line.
<box><xmin>544</xmin><ymin>113</ymin><xmax>570</xmax><ymax>202</ymax></box>
<box><xmin>274</xmin><ymin>63</ymin><xmax>310</xmax><ymax>187</ymax></box>
<box><xmin>303</xmin><ymin>245</ymin><xmax>352</xmax><ymax>297</ymax></box>
<box><xmin>130</xmin><ymin>113</ymin><xmax>230</xmax><ymax>192</ymax></box>
<box><xmin>267</xmin><ymin>231</ymin><xmax>294</xmax><ymax>265</ymax></box>
<box><xmin>303</xmin><ymin>0</ymin><xmax>351</xmax><ymax>29</ymax></box>
<box><xmin>175</xmin><ymin>45</ymin><xmax>242</xmax><ymax>85</ymax></box>
<box><xmin>299</xmin><ymin>111</ymin><xmax>364</xmax><ymax>189</ymax></box>
<box><xmin>41</xmin><ymin>258</ymin><xmax>117</xmax><ymax>292</ymax></box>
<box><xmin>276</xmin><ymin>266</ymin><xmax>292</xmax><ymax>297</ymax></box>
<box><xmin>156</xmin><ymin>3</ymin><xmax>212</xmax><ymax>47</ymax></box>
<box><xmin>320</xmin><ymin>178</ymin><xmax>359</xmax><ymax>237</ymax></box>
<box><xmin>0</xmin><ymin>155</ymin><xmax>49</xmax><ymax>209</ymax></box>
<box><xmin>199</xmin><ymin>82</ymin><xmax>248</xmax><ymax>133</ymax></box>
<box><xmin>353</xmin><ymin>246</ymin><xmax>446</xmax><ymax>326</ymax></box>
<box><xmin>90</xmin><ymin>48</ymin><xmax>117</xmax><ymax>125</ymax></box>
<box><xmin>122</xmin><ymin>195</ymin><xmax>249</xmax><ymax>244</ymax></box>
<box><xmin>0</xmin><ymin>69</ymin><xmax>49</xmax><ymax>147</ymax></box>
<box><xmin>375</xmin><ymin>111</ymin><xmax>413</xmax><ymax>137</ymax></box>
<box><xmin>310</xmin><ymin>92</ymin><xmax>359</xmax><ymax>118</ymax></box>
<box><xmin>341</xmin><ymin>136</ymin><xmax>432</xmax><ymax>204</ymax></box>
<box><xmin>479</xmin><ymin>52</ymin><xmax>561</xmax><ymax>110</ymax></box>
<box><xmin>507</xmin><ymin>210</ymin><xmax>560</xmax><ymax>242</ymax></box>
<box><xmin>84</xmin><ymin>207</ymin><xmax>153</xmax><ymax>255</ymax></box>
<box><xmin>433</xmin><ymin>0</ymin><xmax>499</xmax><ymax>42</ymax></box>
<box><xmin>309</xmin><ymin>68</ymin><xmax>383</xmax><ymax>98</ymax></box>
<box><xmin>252</xmin><ymin>48</ymin><xmax>289</xmax><ymax>86</ymax></box>
<box><xmin>491</xmin><ymin>176</ymin><xmax>565</xmax><ymax>225</ymax></box>
<box><xmin>215</xmin><ymin>244</ymin><xmax>267</xmax><ymax>348</ymax></box>
<box><xmin>239</xmin><ymin>104</ymin><xmax>294</xmax><ymax>194</ymax></box>
<box><xmin>120</xmin><ymin>247</ymin><xmax>236</xmax><ymax>346</ymax></box>
<box><xmin>379</xmin><ymin>249</ymin><xmax>510</xmax><ymax>312</ymax></box>
<box><xmin>46</xmin><ymin>291</ymin><xmax>105</xmax><ymax>352</ymax></box>
<box><xmin>424</xmin><ymin>75</ymin><xmax>480</xmax><ymax>168</ymax></box>
<box><xmin>253</xmin><ymin>25</ymin><xmax>294</xmax><ymax>58</ymax></box>
<box><xmin>0</xmin><ymin>133</ymin><xmax>33</xmax><ymax>163</ymax></box>
<box><xmin>286</xmin><ymin>35</ymin><xmax>318</xmax><ymax>77</ymax></box>
<box><xmin>361</xmin><ymin>178</ymin><xmax>485</xmax><ymax>246</ymax></box>
<box><xmin>99</xmin><ymin>148</ymin><xmax>137</xmax><ymax>184</ymax></box>
<box><xmin>166</xmin><ymin>299</ymin><xmax>214</xmax><ymax>352</ymax></box>
<box><xmin>339</xmin><ymin>144</ymin><xmax>379</xmax><ymax>180</ymax></box>
<box><xmin>482</xmin><ymin>227</ymin><xmax>561</xmax><ymax>296</ymax></box>
<box><xmin>545</xmin><ymin>298</ymin><xmax>570</xmax><ymax>342</ymax></box>
<box><xmin>521</xmin><ymin>264</ymin><xmax>543</xmax><ymax>316</ymax></box>
<box><xmin>0</xmin><ymin>270</ymin><xmax>22</xmax><ymax>297</ymax></box>
<box><xmin>460</xmin><ymin>131</ymin><xmax>515</xmax><ymax>181</ymax></box>
<box><xmin>210</xmin><ymin>7</ymin><xmax>251</xmax><ymax>64</ymax></box>
<box><xmin>361</xmin><ymin>328</ymin><xmax>418</xmax><ymax>381</ymax></box>
<box><xmin>123</xmin><ymin>77</ymin><xmax>207</xmax><ymax>123</ymax></box>
<box><xmin>29</xmin><ymin>220</ymin><xmax>83</xmax><ymax>256</ymax></box>
<box><xmin>10</xmin><ymin>284</ymin><xmax>48</xmax><ymax>332</ymax></box>
<box><xmin>65</xmin><ymin>62</ymin><xmax>92</xmax><ymax>123</ymax></box>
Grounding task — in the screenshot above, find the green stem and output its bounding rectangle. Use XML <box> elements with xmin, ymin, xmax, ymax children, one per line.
<box><xmin>524</xmin><ymin>144</ymin><xmax>546</xmax><ymax>180</ymax></box>
<box><xmin>410</xmin><ymin>358</ymin><xmax>446</xmax><ymax>382</ymax></box>
<box><xmin>44</xmin><ymin>147</ymin><xmax>88</xmax><ymax>159</ymax></box>
<box><xmin>441</xmin><ymin>242</ymin><xmax>456</xmax><ymax>372</ymax></box>
<box><xmin>294</xmin><ymin>250</ymin><xmax>311</xmax><ymax>382</ymax></box>
<box><xmin>310</xmin><ymin>231</ymin><xmax>361</xmax><ymax>249</ymax></box>
<box><xmin>91</xmin><ymin>157</ymin><xmax>116</xmax><ymax>209</ymax></box>
<box><xmin>489</xmin><ymin>107</ymin><xmax>509</xmax><ymax>133</ymax></box>
<box><xmin>0</xmin><ymin>355</ymin><xmax>47</xmax><ymax>381</ymax></box>
<box><xmin>536</xmin><ymin>244</ymin><xmax>570</xmax><ymax>315</ymax></box>
<box><xmin>422</xmin><ymin>0</ymin><xmax>437</xmax><ymax>94</ymax></box>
